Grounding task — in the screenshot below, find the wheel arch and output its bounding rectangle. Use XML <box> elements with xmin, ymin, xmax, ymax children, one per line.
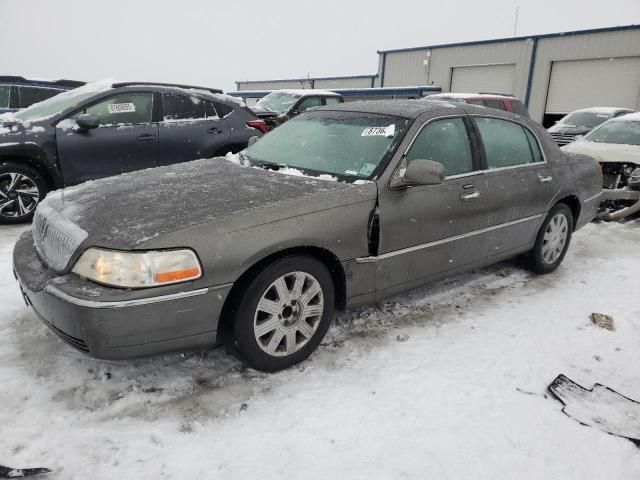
<box><xmin>216</xmin><ymin>245</ymin><xmax>347</xmax><ymax>343</ymax></box>
<box><xmin>0</xmin><ymin>150</ymin><xmax>59</xmax><ymax>190</ymax></box>
<box><xmin>555</xmin><ymin>195</ymin><xmax>581</xmax><ymax>230</ymax></box>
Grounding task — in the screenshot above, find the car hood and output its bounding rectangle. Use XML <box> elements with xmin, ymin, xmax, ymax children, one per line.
<box><xmin>547</xmin><ymin>124</ymin><xmax>593</xmax><ymax>135</ymax></box>
<box><xmin>562</xmin><ymin>141</ymin><xmax>640</xmax><ymax>165</ymax></box>
<box><xmin>39</xmin><ymin>158</ymin><xmax>359</xmax><ymax>250</ymax></box>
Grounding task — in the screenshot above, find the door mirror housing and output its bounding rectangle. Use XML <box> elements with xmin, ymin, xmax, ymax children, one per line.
<box><xmin>76</xmin><ymin>114</ymin><xmax>100</xmax><ymax>130</ymax></box>
<box><xmin>248</xmin><ymin>135</ymin><xmax>260</xmax><ymax>146</ymax></box>
<box><xmin>391</xmin><ymin>159</ymin><xmax>445</xmax><ymax>188</ymax></box>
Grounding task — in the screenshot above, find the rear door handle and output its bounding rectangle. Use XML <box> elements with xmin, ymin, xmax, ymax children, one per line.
<box><xmin>207</xmin><ymin>127</ymin><xmax>223</xmax><ymax>134</ymax></box>
<box><xmin>537</xmin><ymin>175</ymin><xmax>553</xmax><ymax>183</ymax></box>
<box><xmin>460</xmin><ymin>190</ymin><xmax>481</xmax><ymax>201</ymax></box>
<box><xmin>137</xmin><ymin>134</ymin><xmax>156</xmax><ymax>141</ymax></box>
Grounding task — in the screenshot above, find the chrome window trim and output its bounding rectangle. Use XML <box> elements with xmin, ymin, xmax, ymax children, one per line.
<box><xmin>43</xmin><ymin>285</ymin><xmax>226</xmax><ymax>309</ymax></box>
<box><xmin>469</xmin><ymin>113</ymin><xmax>549</xmax><ymax>167</ymax></box>
<box><xmin>355</xmin><ymin>214</ymin><xmax>543</xmax><ymax>263</ymax></box>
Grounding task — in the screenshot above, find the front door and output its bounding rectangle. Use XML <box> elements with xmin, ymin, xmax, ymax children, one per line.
<box><xmin>374</xmin><ymin>116</ymin><xmax>492</xmax><ymax>296</ymax></box>
<box><xmin>56</xmin><ymin>92</ymin><xmax>158</xmax><ymax>185</ymax></box>
<box><xmin>472</xmin><ymin>116</ymin><xmax>559</xmax><ymax>257</ymax></box>
<box><xmin>158</xmin><ymin>93</ymin><xmax>231</xmax><ymax>166</ymax></box>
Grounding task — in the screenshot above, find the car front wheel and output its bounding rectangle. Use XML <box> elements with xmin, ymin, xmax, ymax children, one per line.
<box><xmin>526</xmin><ymin>203</ymin><xmax>574</xmax><ymax>274</ymax></box>
<box><xmin>230</xmin><ymin>255</ymin><xmax>335</xmax><ymax>372</ymax></box>
<box><xmin>0</xmin><ymin>162</ymin><xmax>47</xmax><ymax>223</ymax></box>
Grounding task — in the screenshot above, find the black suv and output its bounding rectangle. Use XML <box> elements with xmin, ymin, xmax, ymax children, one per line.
<box><xmin>0</xmin><ymin>80</ymin><xmax>268</xmax><ymax>222</ymax></box>
<box><xmin>0</xmin><ymin>76</ymin><xmax>85</xmax><ymax>114</ymax></box>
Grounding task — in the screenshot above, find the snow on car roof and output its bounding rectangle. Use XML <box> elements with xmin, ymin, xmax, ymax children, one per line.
<box><xmin>571</xmin><ymin>107</ymin><xmax>634</xmax><ymax>114</ymax></box>
<box><xmin>428</xmin><ymin>92</ymin><xmax>514</xmax><ymax>100</ymax></box>
<box><xmin>271</xmin><ymin>89</ymin><xmax>341</xmax><ymax>97</ymax></box>
<box><xmin>610</xmin><ymin>112</ymin><xmax>640</xmax><ymax>122</ymax></box>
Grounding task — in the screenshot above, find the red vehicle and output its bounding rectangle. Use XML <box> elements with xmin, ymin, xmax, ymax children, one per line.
<box><xmin>426</xmin><ymin>92</ymin><xmax>530</xmax><ymax>118</ymax></box>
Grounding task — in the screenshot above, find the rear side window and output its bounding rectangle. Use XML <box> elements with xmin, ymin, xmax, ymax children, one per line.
<box><xmin>163</xmin><ymin>94</ymin><xmax>205</xmax><ymax>121</ymax></box>
<box><xmin>510</xmin><ymin>100</ymin><xmax>530</xmax><ymax>118</ymax></box>
<box><xmin>324</xmin><ymin>97</ymin><xmax>342</xmax><ymax>105</ymax></box>
<box><xmin>297</xmin><ymin>96</ymin><xmax>322</xmax><ymax>113</ymax></box>
<box><xmin>475</xmin><ymin>117</ymin><xmax>537</xmax><ymax>168</ymax></box>
<box><xmin>0</xmin><ymin>86</ymin><xmax>10</xmax><ymax>108</ymax></box>
<box><xmin>18</xmin><ymin>86</ymin><xmax>61</xmax><ymax>108</ymax></box>
<box><xmin>82</xmin><ymin>92</ymin><xmax>154</xmax><ymax>126</ymax></box>
<box><xmin>406</xmin><ymin>117</ymin><xmax>474</xmax><ymax>176</ymax></box>
<box><xmin>211</xmin><ymin>101</ymin><xmax>232</xmax><ymax>117</ymax></box>
<box><xmin>524</xmin><ymin>129</ymin><xmax>543</xmax><ymax>163</ymax></box>
<box><xmin>484</xmin><ymin>99</ymin><xmax>506</xmax><ymax>111</ymax></box>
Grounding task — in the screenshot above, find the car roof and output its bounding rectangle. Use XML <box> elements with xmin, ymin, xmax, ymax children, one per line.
<box><xmin>429</xmin><ymin>92</ymin><xmax>519</xmax><ymax>101</ymax></box>
<box><xmin>0</xmin><ymin>75</ymin><xmax>85</xmax><ymax>89</ymax></box>
<box><xmin>269</xmin><ymin>89</ymin><xmax>342</xmax><ymax>97</ymax></box>
<box><xmin>313</xmin><ymin>98</ymin><xmax>472</xmax><ymax>119</ymax></box>
<box><xmin>570</xmin><ymin>106</ymin><xmax>635</xmax><ymax>114</ymax></box>
<box><xmin>112</xmin><ymin>81</ymin><xmax>222</xmax><ymax>95</ymax></box>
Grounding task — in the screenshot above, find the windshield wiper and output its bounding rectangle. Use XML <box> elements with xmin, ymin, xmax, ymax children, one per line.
<box><xmin>240</xmin><ymin>152</ymin><xmax>284</xmax><ymax>171</ymax></box>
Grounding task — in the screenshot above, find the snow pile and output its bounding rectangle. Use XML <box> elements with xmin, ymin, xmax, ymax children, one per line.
<box><xmin>1</xmin><ymin>221</ymin><xmax>640</xmax><ymax>479</ymax></box>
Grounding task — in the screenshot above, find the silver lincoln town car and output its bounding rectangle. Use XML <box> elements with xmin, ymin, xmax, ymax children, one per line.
<box><xmin>13</xmin><ymin>100</ymin><xmax>602</xmax><ymax>372</ymax></box>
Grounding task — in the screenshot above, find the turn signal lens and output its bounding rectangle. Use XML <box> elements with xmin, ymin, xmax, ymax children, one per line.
<box><xmin>72</xmin><ymin>248</ymin><xmax>202</xmax><ymax>288</ymax></box>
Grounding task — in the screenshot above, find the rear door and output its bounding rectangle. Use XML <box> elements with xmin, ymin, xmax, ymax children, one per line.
<box><xmin>158</xmin><ymin>93</ymin><xmax>230</xmax><ymax>166</ymax></box>
<box><xmin>56</xmin><ymin>91</ymin><xmax>158</xmax><ymax>185</ymax></box>
<box><xmin>471</xmin><ymin>115</ymin><xmax>558</xmax><ymax>257</ymax></box>
<box><xmin>374</xmin><ymin>115</ymin><xmax>491</xmax><ymax>295</ymax></box>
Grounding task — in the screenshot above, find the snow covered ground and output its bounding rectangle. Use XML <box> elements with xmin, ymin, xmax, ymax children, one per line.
<box><xmin>1</xmin><ymin>221</ymin><xmax>639</xmax><ymax>479</ymax></box>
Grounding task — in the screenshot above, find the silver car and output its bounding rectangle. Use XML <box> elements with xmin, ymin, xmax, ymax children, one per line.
<box><xmin>13</xmin><ymin>100</ymin><xmax>602</xmax><ymax>372</ymax></box>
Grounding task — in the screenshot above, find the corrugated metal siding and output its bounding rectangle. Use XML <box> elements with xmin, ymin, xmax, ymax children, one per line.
<box><xmin>237</xmin><ymin>80</ymin><xmax>311</xmax><ymax>91</ymax></box>
<box><xmin>450</xmin><ymin>63</ymin><xmax>516</xmax><ymax>94</ymax></box>
<box><xmin>314</xmin><ymin>77</ymin><xmax>374</xmax><ymax>89</ymax></box>
<box><xmin>528</xmin><ymin>29</ymin><xmax>640</xmax><ymax>120</ymax></box>
<box><xmin>382</xmin><ymin>40</ymin><xmax>533</xmax><ymax>100</ymax></box>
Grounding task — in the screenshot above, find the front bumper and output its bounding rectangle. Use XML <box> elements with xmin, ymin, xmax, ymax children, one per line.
<box><xmin>13</xmin><ymin>232</ymin><xmax>232</xmax><ymax>360</ymax></box>
<box><xmin>597</xmin><ymin>188</ymin><xmax>640</xmax><ymax>221</ymax></box>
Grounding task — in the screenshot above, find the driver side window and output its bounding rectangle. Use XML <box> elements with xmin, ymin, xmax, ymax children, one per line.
<box><xmin>405</xmin><ymin>117</ymin><xmax>474</xmax><ymax>177</ymax></box>
<box><xmin>77</xmin><ymin>92</ymin><xmax>154</xmax><ymax>126</ymax></box>
<box><xmin>296</xmin><ymin>96</ymin><xmax>322</xmax><ymax>113</ymax></box>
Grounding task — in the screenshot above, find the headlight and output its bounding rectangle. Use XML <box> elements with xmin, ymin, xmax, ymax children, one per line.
<box><xmin>72</xmin><ymin>248</ymin><xmax>202</xmax><ymax>288</ymax></box>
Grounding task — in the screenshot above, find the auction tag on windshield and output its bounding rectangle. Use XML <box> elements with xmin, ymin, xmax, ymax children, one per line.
<box><xmin>107</xmin><ymin>103</ymin><xmax>136</xmax><ymax>114</ymax></box>
<box><xmin>362</xmin><ymin>124</ymin><xmax>395</xmax><ymax>137</ymax></box>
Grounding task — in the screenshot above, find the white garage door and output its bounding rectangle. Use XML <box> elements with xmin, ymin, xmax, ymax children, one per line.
<box><xmin>450</xmin><ymin>64</ymin><xmax>515</xmax><ymax>94</ymax></box>
<box><xmin>546</xmin><ymin>57</ymin><xmax>640</xmax><ymax>114</ymax></box>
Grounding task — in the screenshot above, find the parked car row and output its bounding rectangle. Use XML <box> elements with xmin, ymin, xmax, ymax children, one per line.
<box><xmin>0</xmin><ymin>76</ymin><xmax>85</xmax><ymax>114</ymax></box>
<box><xmin>12</xmin><ymin>95</ymin><xmax>603</xmax><ymax>372</ymax></box>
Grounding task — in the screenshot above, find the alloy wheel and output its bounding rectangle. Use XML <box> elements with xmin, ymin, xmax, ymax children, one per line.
<box><xmin>253</xmin><ymin>271</ymin><xmax>324</xmax><ymax>357</ymax></box>
<box><xmin>0</xmin><ymin>172</ymin><xmax>40</xmax><ymax>219</ymax></box>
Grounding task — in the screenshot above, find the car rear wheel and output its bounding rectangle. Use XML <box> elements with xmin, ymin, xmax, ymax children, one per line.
<box><xmin>0</xmin><ymin>162</ymin><xmax>47</xmax><ymax>224</ymax></box>
<box><xmin>230</xmin><ymin>255</ymin><xmax>335</xmax><ymax>372</ymax></box>
<box><xmin>526</xmin><ymin>203</ymin><xmax>573</xmax><ymax>274</ymax></box>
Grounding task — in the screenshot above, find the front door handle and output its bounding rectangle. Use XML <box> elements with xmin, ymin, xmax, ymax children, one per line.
<box><xmin>460</xmin><ymin>190</ymin><xmax>481</xmax><ymax>201</ymax></box>
<box><xmin>537</xmin><ymin>175</ymin><xmax>553</xmax><ymax>183</ymax></box>
<box><xmin>137</xmin><ymin>134</ymin><xmax>156</xmax><ymax>141</ymax></box>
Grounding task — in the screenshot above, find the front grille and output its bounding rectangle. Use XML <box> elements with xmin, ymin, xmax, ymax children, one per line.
<box><xmin>32</xmin><ymin>203</ymin><xmax>88</xmax><ymax>273</ymax></box>
<box><xmin>45</xmin><ymin>320</ymin><xmax>90</xmax><ymax>353</ymax></box>
<box><xmin>550</xmin><ymin>132</ymin><xmax>578</xmax><ymax>146</ymax></box>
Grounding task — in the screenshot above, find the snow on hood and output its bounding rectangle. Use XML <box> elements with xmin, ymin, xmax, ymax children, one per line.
<box><xmin>224</xmin><ymin>152</ymin><xmax>338</xmax><ymax>182</ymax></box>
<box><xmin>562</xmin><ymin>140</ymin><xmax>640</xmax><ymax>165</ymax></box>
<box><xmin>40</xmin><ymin>158</ymin><xmax>352</xmax><ymax>249</ymax></box>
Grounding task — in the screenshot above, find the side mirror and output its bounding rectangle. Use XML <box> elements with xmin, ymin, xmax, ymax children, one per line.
<box><xmin>76</xmin><ymin>114</ymin><xmax>100</xmax><ymax>130</ymax></box>
<box><xmin>390</xmin><ymin>159</ymin><xmax>445</xmax><ymax>188</ymax></box>
<box><xmin>248</xmin><ymin>135</ymin><xmax>260</xmax><ymax>146</ymax></box>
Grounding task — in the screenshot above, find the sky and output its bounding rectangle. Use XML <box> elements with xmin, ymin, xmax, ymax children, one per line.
<box><xmin>1</xmin><ymin>0</ymin><xmax>639</xmax><ymax>92</ymax></box>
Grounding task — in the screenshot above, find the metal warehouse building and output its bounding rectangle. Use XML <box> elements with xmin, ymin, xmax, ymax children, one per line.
<box><xmin>236</xmin><ymin>25</ymin><xmax>640</xmax><ymax>125</ymax></box>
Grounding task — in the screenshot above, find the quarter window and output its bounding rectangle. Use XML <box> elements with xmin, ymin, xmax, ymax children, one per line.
<box><xmin>81</xmin><ymin>92</ymin><xmax>154</xmax><ymax>126</ymax></box>
<box><xmin>475</xmin><ymin>117</ymin><xmax>537</xmax><ymax>168</ymax></box>
<box><xmin>405</xmin><ymin>117</ymin><xmax>474</xmax><ymax>177</ymax></box>
<box><xmin>0</xmin><ymin>86</ymin><xmax>10</xmax><ymax>108</ymax></box>
<box><xmin>324</xmin><ymin>97</ymin><xmax>342</xmax><ymax>105</ymax></box>
<box><xmin>483</xmin><ymin>99</ymin><xmax>506</xmax><ymax>111</ymax></box>
<box><xmin>163</xmin><ymin>94</ymin><xmax>206</xmax><ymax>121</ymax></box>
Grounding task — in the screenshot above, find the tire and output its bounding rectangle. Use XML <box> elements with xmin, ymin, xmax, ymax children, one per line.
<box><xmin>526</xmin><ymin>203</ymin><xmax>574</xmax><ymax>274</ymax></box>
<box><xmin>0</xmin><ymin>161</ymin><xmax>48</xmax><ymax>224</ymax></box>
<box><xmin>229</xmin><ymin>255</ymin><xmax>335</xmax><ymax>372</ymax></box>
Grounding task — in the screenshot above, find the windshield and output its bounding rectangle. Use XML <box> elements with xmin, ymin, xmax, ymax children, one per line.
<box><xmin>14</xmin><ymin>80</ymin><xmax>112</xmax><ymax>122</ymax></box>
<box><xmin>255</xmin><ymin>91</ymin><xmax>301</xmax><ymax>114</ymax></box>
<box><xmin>559</xmin><ymin>111</ymin><xmax>611</xmax><ymax>128</ymax></box>
<box><xmin>243</xmin><ymin>111</ymin><xmax>409</xmax><ymax>179</ymax></box>
<box><xmin>585</xmin><ymin>120</ymin><xmax>640</xmax><ymax>146</ymax></box>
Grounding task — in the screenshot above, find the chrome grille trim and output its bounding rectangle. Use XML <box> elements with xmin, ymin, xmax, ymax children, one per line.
<box><xmin>550</xmin><ymin>132</ymin><xmax>578</xmax><ymax>146</ymax></box>
<box><xmin>32</xmin><ymin>203</ymin><xmax>88</xmax><ymax>273</ymax></box>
